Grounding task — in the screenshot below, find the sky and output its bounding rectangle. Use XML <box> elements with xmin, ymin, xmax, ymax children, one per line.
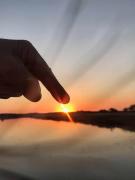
<box><xmin>0</xmin><ymin>0</ymin><xmax>135</xmax><ymax>112</ymax></box>
<box><xmin>1</xmin><ymin>2</ymin><xmax>135</xmax><ymax>178</ymax></box>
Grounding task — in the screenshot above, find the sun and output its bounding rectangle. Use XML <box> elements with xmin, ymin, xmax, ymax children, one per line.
<box><xmin>55</xmin><ymin>103</ymin><xmax>75</xmax><ymax>122</ymax></box>
<box><xmin>56</xmin><ymin>103</ymin><xmax>75</xmax><ymax>113</ymax></box>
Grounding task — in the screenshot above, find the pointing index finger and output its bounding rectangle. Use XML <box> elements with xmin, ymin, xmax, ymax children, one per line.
<box><xmin>42</xmin><ymin>68</ymin><xmax>70</xmax><ymax>104</ymax></box>
<box><xmin>17</xmin><ymin>40</ymin><xmax>70</xmax><ymax>104</ymax></box>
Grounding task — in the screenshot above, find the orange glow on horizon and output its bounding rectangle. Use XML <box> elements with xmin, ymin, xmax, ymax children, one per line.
<box><xmin>56</xmin><ymin>103</ymin><xmax>75</xmax><ymax>112</ymax></box>
<box><xmin>56</xmin><ymin>104</ymin><xmax>75</xmax><ymax>122</ymax></box>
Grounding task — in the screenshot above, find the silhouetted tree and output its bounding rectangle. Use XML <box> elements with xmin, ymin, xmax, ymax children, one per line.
<box><xmin>109</xmin><ymin>108</ymin><xmax>118</xmax><ymax>112</ymax></box>
<box><xmin>123</xmin><ymin>108</ymin><xmax>128</xmax><ymax>112</ymax></box>
<box><xmin>129</xmin><ymin>105</ymin><xmax>135</xmax><ymax>111</ymax></box>
<box><xmin>123</xmin><ymin>104</ymin><xmax>135</xmax><ymax>112</ymax></box>
<box><xmin>99</xmin><ymin>109</ymin><xmax>108</xmax><ymax>113</ymax></box>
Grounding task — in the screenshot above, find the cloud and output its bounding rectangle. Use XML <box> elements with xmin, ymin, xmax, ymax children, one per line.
<box><xmin>47</xmin><ymin>0</ymin><xmax>83</xmax><ymax>65</ymax></box>
<box><xmin>66</xmin><ymin>23</ymin><xmax>122</xmax><ymax>87</ymax></box>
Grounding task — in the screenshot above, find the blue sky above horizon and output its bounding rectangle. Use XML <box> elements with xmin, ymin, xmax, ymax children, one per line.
<box><xmin>0</xmin><ymin>0</ymin><xmax>135</xmax><ymax>112</ymax></box>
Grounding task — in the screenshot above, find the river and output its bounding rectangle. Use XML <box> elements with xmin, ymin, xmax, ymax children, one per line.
<box><xmin>0</xmin><ymin>118</ymin><xmax>134</xmax><ymax>179</ymax></box>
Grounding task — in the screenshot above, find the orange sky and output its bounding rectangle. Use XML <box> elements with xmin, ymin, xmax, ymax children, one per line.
<box><xmin>0</xmin><ymin>1</ymin><xmax>135</xmax><ymax>113</ymax></box>
<box><xmin>0</xmin><ymin>82</ymin><xmax>134</xmax><ymax>113</ymax></box>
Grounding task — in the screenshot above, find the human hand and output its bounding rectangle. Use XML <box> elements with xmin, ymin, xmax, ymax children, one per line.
<box><xmin>0</xmin><ymin>39</ymin><xmax>70</xmax><ymax>103</ymax></box>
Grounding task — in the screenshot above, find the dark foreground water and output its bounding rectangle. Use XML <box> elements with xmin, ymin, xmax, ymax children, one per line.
<box><xmin>0</xmin><ymin>118</ymin><xmax>135</xmax><ymax>180</ymax></box>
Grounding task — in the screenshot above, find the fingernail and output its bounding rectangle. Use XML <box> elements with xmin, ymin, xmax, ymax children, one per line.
<box><xmin>60</xmin><ymin>94</ymin><xmax>70</xmax><ymax>104</ymax></box>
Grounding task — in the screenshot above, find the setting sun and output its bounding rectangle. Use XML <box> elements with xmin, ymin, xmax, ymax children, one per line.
<box><xmin>56</xmin><ymin>103</ymin><xmax>75</xmax><ymax>113</ymax></box>
<box><xmin>55</xmin><ymin>103</ymin><xmax>75</xmax><ymax>123</ymax></box>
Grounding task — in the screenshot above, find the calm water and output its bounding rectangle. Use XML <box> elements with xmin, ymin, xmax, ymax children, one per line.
<box><xmin>0</xmin><ymin>118</ymin><xmax>135</xmax><ymax>180</ymax></box>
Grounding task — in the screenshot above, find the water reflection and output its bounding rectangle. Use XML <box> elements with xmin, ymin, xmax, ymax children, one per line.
<box><xmin>0</xmin><ymin>119</ymin><xmax>135</xmax><ymax>179</ymax></box>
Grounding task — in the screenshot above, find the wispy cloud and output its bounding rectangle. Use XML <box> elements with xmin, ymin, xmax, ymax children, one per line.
<box><xmin>48</xmin><ymin>0</ymin><xmax>83</xmax><ymax>65</ymax></box>
<box><xmin>66</xmin><ymin>22</ymin><xmax>122</xmax><ymax>87</ymax></box>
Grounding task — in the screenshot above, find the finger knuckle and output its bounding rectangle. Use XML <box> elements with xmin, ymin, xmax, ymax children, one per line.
<box><xmin>19</xmin><ymin>40</ymin><xmax>32</xmax><ymax>47</ymax></box>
